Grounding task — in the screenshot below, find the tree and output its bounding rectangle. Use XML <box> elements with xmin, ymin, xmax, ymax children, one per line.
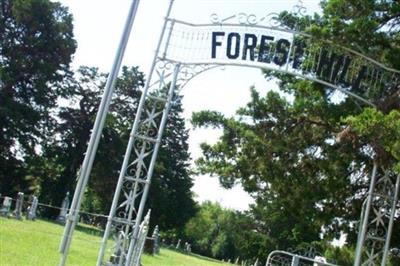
<box><xmin>0</xmin><ymin>0</ymin><xmax>76</xmax><ymax>195</ymax></box>
<box><xmin>146</xmin><ymin>91</ymin><xmax>197</xmax><ymax>233</ymax></box>
<box><xmin>192</xmin><ymin>0</ymin><xmax>399</xmax><ymax>259</ymax></box>
<box><xmin>193</xmin><ymin>88</ymin><xmax>360</xmax><ymax>250</ymax></box>
<box><xmin>33</xmin><ymin>66</ymin><xmax>143</xmax><ymax>216</ymax></box>
<box><xmin>185</xmin><ymin>201</ymin><xmax>268</xmax><ymax>262</ymax></box>
<box><xmin>33</xmin><ymin>65</ymin><xmax>197</xmax><ymax>232</ymax></box>
<box><xmin>185</xmin><ymin>201</ymin><xmax>237</xmax><ymax>259</ymax></box>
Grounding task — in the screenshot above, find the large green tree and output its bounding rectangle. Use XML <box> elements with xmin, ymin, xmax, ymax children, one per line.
<box><xmin>30</xmin><ymin>66</ymin><xmax>144</xmax><ymax>215</ymax></box>
<box><xmin>32</xmin><ymin>65</ymin><xmax>196</xmax><ymax>231</ymax></box>
<box><xmin>146</xmin><ymin>91</ymin><xmax>197</xmax><ymax>233</ymax></box>
<box><xmin>185</xmin><ymin>201</ymin><xmax>266</xmax><ymax>262</ymax></box>
<box><xmin>192</xmin><ymin>0</ymin><xmax>399</xmax><ymax>260</ymax></box>
<box><xmin>0</xmin><ymin>0</ymin><xmax>76</xmax><ymax>195</ymax></box>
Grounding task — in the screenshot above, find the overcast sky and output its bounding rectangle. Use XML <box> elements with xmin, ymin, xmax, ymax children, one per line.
<box><xmin>56</xmin><ymin>0</ymin><xmax>321</xmax><ymax>210</ymax></box>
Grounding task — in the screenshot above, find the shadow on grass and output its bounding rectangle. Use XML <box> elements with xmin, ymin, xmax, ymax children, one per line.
<box><xmin>161</xmin><ymin>246</ymin><xmax>225</xmax><ymax>264</ymax></box>
<box><xmin>189</xmin><ymin>252</ymin><xmax>224</xmax><ymax>263</ymax></box>
<box><xmin>39</xmin><ymin>218</ymin><xmax>104</xmax><ymax>237</ymax></box>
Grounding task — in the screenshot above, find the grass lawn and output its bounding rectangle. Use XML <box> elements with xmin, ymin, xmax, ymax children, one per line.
<box><xmin>0</xmin><ymin>217</ymin><xmax>229</xmax><ymax>266</ymax></box>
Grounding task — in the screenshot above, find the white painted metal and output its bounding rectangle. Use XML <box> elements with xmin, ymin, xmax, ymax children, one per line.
<box><xmin>354</xmin><ymin>163</ymin><xmax>378</xmax><ymax>266</ymax></box>
<box><xmin>266</xmin><ymin>250</ymin><xmax>338</xmax><ymax>266</ymax></box>
<box><xmin>381</xmin><ymin>174</ymin><xmax>400</xmax><ymax>265</ymax></box>
<box><xmin>165</xmin><ymin>17</ymin><xmax>400</xmax><ymax>74</ymax></box>
<box><xmin>354</xmin><ymin>165</ymin><xmax>399</xmax><ymax>266</ymax></box>
<box><xmin>166</xmin><ymin>59</ymin><xmax>376</xmax><ymax>107</ymax></box>
<box><xmin>131</xmin><ymin>210</ymin><xmax>151</xmax><ymax>266</ymax></box>
<box><xmin>58</xmin><ymin>1</ymin><xmax>142</xmax><ymax>265</ymax></box>
<box><xmin>69</xmin><ymin>1</ymin><xmax>398</xmax><ymax>265</ymax></box>
<box><xmin>125</xmin><ymin>63</ymin><xmax>181</xmax><ymax>266</ymax></box>
<box><xmin>96</xmin><ymin>1</ymin><xmax>176</xmax><ymax>265</ymax></box>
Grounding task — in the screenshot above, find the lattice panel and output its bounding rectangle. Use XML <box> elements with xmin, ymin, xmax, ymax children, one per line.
<box><xmin>358</xmin><ymin>169</ymin><xmax>400</xmax><ymax>266</ymax></box>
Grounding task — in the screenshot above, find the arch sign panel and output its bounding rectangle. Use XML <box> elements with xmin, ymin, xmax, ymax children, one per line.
<box><xmin>160</xmin><ymin>16</ymin><xmax>399</xmax><ymax>105</ymax></box>
<box><xmin>96</xmin><ymin>5</ymin><xmax>400</xmax><ymax>266</ymax></box>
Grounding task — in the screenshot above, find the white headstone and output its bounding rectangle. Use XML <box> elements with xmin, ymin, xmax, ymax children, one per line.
<box><xmin>13</xmin><ymin>192</ymin><xmax>24</xmax><ymax>220</ymax></box>
<box><xmin>57</xmin><ymin>192</ymin><xmax>70</xmax><ymax>223</ymax></box>
<box><xmin>0</xmin><ymin>196</ymin><xmax>12</xmax><ymax>217</ymax></box>
<box><xmin>175</xmin><ymin>239</ymin><xmax>181</xmax><ymax>250</ymax></box>
<box><xmin>253</xmin><ymin>258</ymin><xmax>259</xmax><ymax>266</ymax></box>
<box><xmin>27</xmin><ymin>196</ymin><xmax>38</xmax><ymax>220</ymax></box>
<box><xmin>152</xmin><ymin>225</ymin><xmax>160</xmax><ymax>254</ymax></box>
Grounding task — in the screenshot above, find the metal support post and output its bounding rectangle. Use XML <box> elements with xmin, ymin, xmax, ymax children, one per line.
<box><xmin>125</xmin><ymin>63</ymin><xmax>181</xmax><ymax>266</ymax></box>
<box><xmin>381</xmin><ymin>174</ymin><xmax>400</xmax><ymax>265</ymax></box>
<box><xmin>291</xmin><ymin>256</ymin><xmax>299</xmax><ymax>266</ymax></box>
<box><xmin>354</xmin><ymin>163</ymin><xmax>399</xmax><ymax>266</ymax></box>
<box><xmin>58</xmin><ymin>1</ymin><xmax>141</xmax><ymax>265</ymax></box>
<box><xmin>354</xmin><ymin>162</ymin><xmax>378</xmax><ymax>266</ymax></box>
<box><xmin>96</xmin><ymin>2</ymin><xmax>176</xmax><ymax>265</ymax></box>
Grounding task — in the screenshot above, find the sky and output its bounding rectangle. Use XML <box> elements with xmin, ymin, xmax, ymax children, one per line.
<box><xmin>56</xmin><ymin>0</ymin><xmax>322</xmax><ymax>211</ymax></box>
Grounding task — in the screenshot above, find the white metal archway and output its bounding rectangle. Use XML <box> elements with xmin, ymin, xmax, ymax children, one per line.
<box><xmin>61</xmin><ymin>1</ymin><xmax>400</xmax><ymax>265</ymax></box>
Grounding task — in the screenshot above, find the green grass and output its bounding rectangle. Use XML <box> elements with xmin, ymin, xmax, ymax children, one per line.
<box><xmin>0</xmin><ymin>217</ymin><xmax>228</xmax><ymax>266</ymax></box>
<box><xmin>141</xmin><ymin>249</ymin><xmax>229</xmax><ymax>266</ymax></box>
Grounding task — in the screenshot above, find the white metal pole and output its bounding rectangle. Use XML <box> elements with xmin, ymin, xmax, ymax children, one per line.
<box><xmin>354</xmin><ymin>162</ymin><xmax>378</xmax><ymax>266</ymax></box>
<box><xmin>291</xmin><ymin>256</ymin><xmax>299</xmax><ymax>266</ymax></box>
<box><xmin>96</xmin><ymin>1</ymin><xmax>176</xmax><ymax>265</ymax></box>
<box><xmin>381</xmin><ymin>174</ymin><xmax>400</xmax><ymax>265</ymax></box>
<box><xmin>58</xmin><ymin>1</ymin><xmax>141</xmax><ymax>265</ymax></box>
<box><xmin>125</xmin><ymin>63</ymin><xmax>181</xmax><ymax>266</ymax></box>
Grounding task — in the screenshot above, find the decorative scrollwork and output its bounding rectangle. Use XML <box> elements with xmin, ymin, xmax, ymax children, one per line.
<box><xmin>266</xmin><ymin>250</ymin><xmax>338</xmax><ymax>266</ymax></box>
<box><xmin>209</xmin><ymin>0</ymin><xmax>308</xmax><ymax>29</ymax></box>
<box><xmin>177</xmin><ymin>63</ymin><xmax>222</xmax><ymax>91</ymax></box>
<box><xmin>292</xmin><ymin>0</ymin><xmax>307</xmax><ymax>17</ymax></box>
<box><xmin>267</xmin><ymin>253</ymin><xmax>292</xmax><ymax>265</ymax></box>
<box><xmin>287</xmin><ymin>245</ymin><xmax>322</xmax><ymax>259</ymax></box>
<box><xmin>210</xmin><ymin>12</ymin><xmax>284</xmax><ymax>28</ymax></box>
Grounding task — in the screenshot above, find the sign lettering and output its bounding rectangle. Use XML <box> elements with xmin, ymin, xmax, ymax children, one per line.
<box><xmin>210</xmin><ymin>31</ymin><xmax>371</xmax><ymax>91</ymax></box>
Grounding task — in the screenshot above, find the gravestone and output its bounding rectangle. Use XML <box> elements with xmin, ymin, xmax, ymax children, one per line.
<box><xmin>0</xmin><ymin>196</ymin><xmax>12</xmax><ymax>217</ymax></box>
<box><xmin>391</xmin><ymin>248</ymin><xmax>400</xmax><ymax>257</ymax></box>
<box><xmin>253</xmin><ymin>258</ymin><xmax>259</xmax><ymax>266</ymax></box>
<box><xmin>152</xmin><ymin>225</ymin><xmax>160</xmax><ymax>254</ymax></box>
<box><xmin>109</xmin><ymin>232</ymin><xmax>124</xmax><ymax>264</ymax></box>
<box><xmin>57</xmin><ymin>192</ymin><xmax>70</xmax><ymax>224</ymax></box>
<box><xmin>131</xmin><ymin>210</ymin><xmax>151</xmax><ymax>266</ymax></box>
<box><xmin>175</xmin><ymin>239</ymin><xmax>181</xmax><ymax>250</ymax></box>
<box><xmin>27</xmin><ymin>196</ymin><xmax>38</xmax><ymax>220</ymax></box>
<box><xmin>13</xmin><ymin>192</ymin><xmax>24</xmax><ymax>220</ymax></box>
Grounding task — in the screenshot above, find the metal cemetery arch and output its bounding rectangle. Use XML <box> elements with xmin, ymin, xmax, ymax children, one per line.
<box><xmin>95</xmin><ymin>1</ymin><xmax>400</xmax><ymax>265</ymax></box>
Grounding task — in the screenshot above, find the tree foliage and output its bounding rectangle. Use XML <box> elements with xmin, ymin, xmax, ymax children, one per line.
<box><xmin>185</xmin><ymin>201</ymin><xmax>266</xmax><ymax>262</ymax></box>
<box><xmin>192</xmin><ymin>0</ymin><xmax>400</xmax><ymax>259</ymax></box>
<box><xmin>0</xmin><ymin>0</ymin><xmax>196</xmax><ymax>236</ymax></box>
<box><xmin>0</xmin><ymin>0</ymin><xmax>76</xmax><ymax>195</ymax></box>
<box><xmin>28</xmin><ymin>65</ymin><xmax>196</xmax><ymax>231</ymax></box>
<box><xmin>147</xmin><ymin>91</ymin><xmax>197</xmax><ymax>232</ymax></box>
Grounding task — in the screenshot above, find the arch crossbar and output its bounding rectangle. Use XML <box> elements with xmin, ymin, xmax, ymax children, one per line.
<box><xmin>96</xmin><ymin>2</ymin><xmax>400</xmax><ymax>266</ymax></box>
